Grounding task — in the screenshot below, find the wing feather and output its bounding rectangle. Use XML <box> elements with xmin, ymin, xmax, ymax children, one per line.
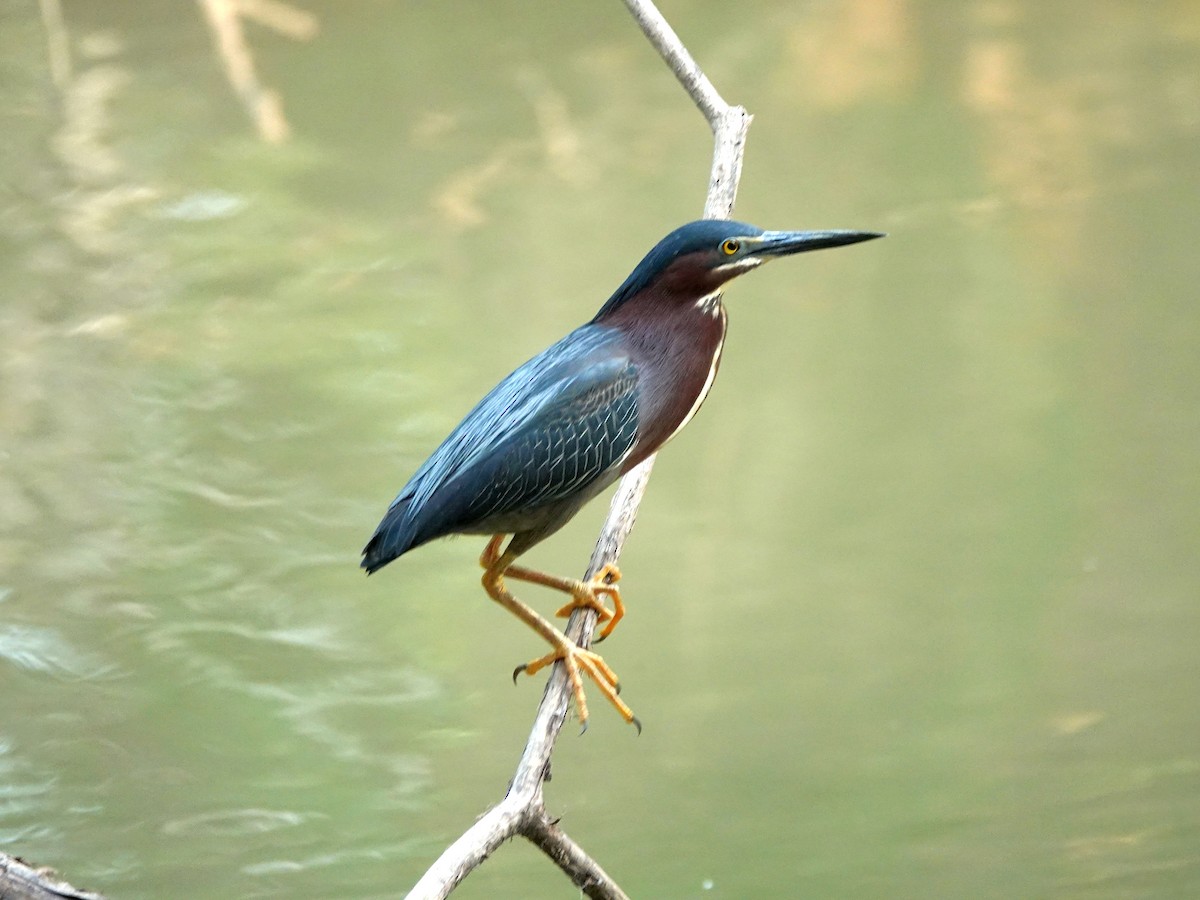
<box><xmin>362</xmin><ymin>324</ymin><xmax>639</xmax><ymax>569</ymax></box>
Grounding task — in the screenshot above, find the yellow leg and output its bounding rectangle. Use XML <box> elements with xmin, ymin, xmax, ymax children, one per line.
<box><xmin>479</xmin><ymin>537</ymin><xmax>626</xmax><ymax>640</ymax></box>
<box><xmin>501</xmin><ymin>560</ymin><xmax>625</xmax><ymax>642</ymax></box>
<box><xmin>479</xmin><ymin>535</ymin><xmax>638</xmax><ymax>729</ymax></box>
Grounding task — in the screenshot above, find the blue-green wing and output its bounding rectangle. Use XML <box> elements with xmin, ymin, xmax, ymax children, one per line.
<box><xmin>362</xmin><ymin>324</ymin><xmax>639</xmax><ymax>569</ymax></box>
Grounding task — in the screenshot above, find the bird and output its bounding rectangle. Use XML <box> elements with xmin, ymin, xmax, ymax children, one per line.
<box><xmin>362</xmin><ymin>218</ymin><xmax>883</xmax><ymax>729</ymax></box>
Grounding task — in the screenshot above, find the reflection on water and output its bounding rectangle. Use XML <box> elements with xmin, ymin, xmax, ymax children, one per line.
<box><xmin>1</xmin><ymin>2</ymin><xmax>1198</xmax><ymax>897</ymax></box>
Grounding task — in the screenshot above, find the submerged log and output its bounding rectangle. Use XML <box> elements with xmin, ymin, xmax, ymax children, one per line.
<box><xmin>0</xmin><ymin>853</ymin><xmax>105</xmax><ymax>900</ymax></box>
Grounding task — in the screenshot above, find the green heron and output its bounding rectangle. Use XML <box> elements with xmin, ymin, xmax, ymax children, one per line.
<box><xmin>363</xmin><ymin>219</ymin><xmax>882</xmax><ymax>728</ymax></box>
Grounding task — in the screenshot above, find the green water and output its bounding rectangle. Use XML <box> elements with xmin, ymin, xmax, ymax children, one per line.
<box><xmin>2</xmin><ymin>2</ymin><xmax>1198</xmax><ymax>897</ymax></box>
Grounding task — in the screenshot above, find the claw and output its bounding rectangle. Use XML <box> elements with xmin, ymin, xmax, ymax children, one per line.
<box><xmin>511</xmin><ymin>641</ymin><xmax>635</xmax><ymax>728</ymax></box>
<box><xmin>632</xmin><ymin>716</ymin><xmax>642</xmax><ymax>736</ymax></box>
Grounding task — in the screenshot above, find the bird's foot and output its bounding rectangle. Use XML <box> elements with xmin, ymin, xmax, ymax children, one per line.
<box><xmin>552</xmin><ymin>564</ymin><xmax>624</xmax><ymax>643</ymax></box>
<box><xmin>514</xmin><ymin>637</ymin><xmax>639</xmax><ymax>731</ymax></box>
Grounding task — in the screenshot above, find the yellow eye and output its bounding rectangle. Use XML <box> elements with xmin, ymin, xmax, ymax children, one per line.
<box><xmin>721</xmin><ymin>238</ymin><xmax>740</xmax><ymax>256</ymax></box>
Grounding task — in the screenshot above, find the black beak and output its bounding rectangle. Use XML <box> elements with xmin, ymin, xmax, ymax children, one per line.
<box><xmin>753</xmin><ymin>229</ymin><xmax>885</xmax><ymax>258</ymax></box>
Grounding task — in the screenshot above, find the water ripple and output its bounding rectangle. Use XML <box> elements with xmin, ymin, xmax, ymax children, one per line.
<box><xmin>241</xmin><ymin>840</ymin><xmax>416</xmax><ymax>878</ymax></box>
<box><xmin>162</xmin><ymin>807</ymin><xmax>313</xmax><ymax>838</ymax></box>
<box><xmin>0</xmin><ymin>624</ymin><xmax>118</xmax><ymax>680</ymax></box>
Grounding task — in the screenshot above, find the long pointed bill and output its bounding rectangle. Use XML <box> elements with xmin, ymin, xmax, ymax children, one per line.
<box><xmin>752</xmin><ymin>229</ymin><xmax>885</xmax><ymax>258</ymax></box>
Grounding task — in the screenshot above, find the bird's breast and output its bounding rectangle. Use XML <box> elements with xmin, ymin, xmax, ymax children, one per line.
<box><xmin>615</xmin><ymin>297</ymin><xmax>728</xmax><ymax>470</ymax></box>
<box><xmin>664</xmin><ymin>304</ymin><xmax>727</xmax><ymax>444</ymax></box>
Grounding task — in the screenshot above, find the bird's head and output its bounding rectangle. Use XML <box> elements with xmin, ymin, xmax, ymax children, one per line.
<box><xmin>592</xmin><ymin>219</ymin><xmax>883</xmax><ymax>322</ymax></box>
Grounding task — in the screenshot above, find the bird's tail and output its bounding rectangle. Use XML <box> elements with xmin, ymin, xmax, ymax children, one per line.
<box><xmin>361</xmin><ymin>497</ymin><xmax>417</xmax><ymax>574</ymax></box>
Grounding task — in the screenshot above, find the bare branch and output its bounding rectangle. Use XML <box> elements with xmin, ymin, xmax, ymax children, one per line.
<box><xmin>620</xmin><ymin>0</ymin><xmax>727</xmax><ymax>125</ymax></box>
<box><xmin>702</xmin><ymin>105</ymin><xmax>752</xmax><ymax>219</ymax></box>
<box><xmin>522</xmin><ymin>813</ymin><xmax>632</xmax><ymax>900</ymax></box>
<box><xmin>407</xmin><ymin>801</ymin><xmax>525</xmax><ymax>900</ymax></box>
<box><xmin>618</xmin><ymin>0</ymin><xmax>752</xmax><ymax>220</ymax></box>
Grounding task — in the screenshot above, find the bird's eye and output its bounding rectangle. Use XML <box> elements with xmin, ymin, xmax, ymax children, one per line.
<box><xmin>721</xmin><ymin>239</ymin><xmax>740</xmax><ymax>256</ymax></box>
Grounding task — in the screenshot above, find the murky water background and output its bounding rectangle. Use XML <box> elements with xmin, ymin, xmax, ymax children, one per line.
<box><xmin>2</xmin><ymin>2</ymin><xmax>1198</xmax><ymax>897</ymax></box>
